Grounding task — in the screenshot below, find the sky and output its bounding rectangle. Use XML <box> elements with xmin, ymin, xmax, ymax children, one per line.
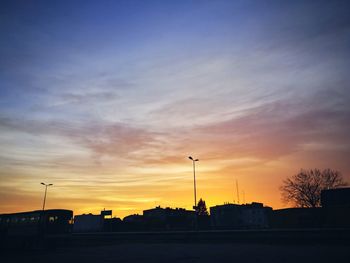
<box><xmin>1</xmin><ymin>0</ymin><xmax>350</xmax><ymax>218</ymax></box>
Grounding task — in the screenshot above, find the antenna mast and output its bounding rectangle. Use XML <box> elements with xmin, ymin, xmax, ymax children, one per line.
<box><xmin>236</xmin><ymin>179</ymin><xmax>240</xmax><ymax>204</ymax></box>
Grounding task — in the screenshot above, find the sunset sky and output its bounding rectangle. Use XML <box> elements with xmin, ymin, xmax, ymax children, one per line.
<box><xmin>1</xmin><ymin>0</ymin><xmax>350</xmax><ymax>218</ymax></box>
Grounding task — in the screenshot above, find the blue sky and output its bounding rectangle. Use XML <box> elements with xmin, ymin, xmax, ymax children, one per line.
<box><xmin>1</xmin><ymin>0</ymin><xmax>350</xmax><ymax>216</ymax></box>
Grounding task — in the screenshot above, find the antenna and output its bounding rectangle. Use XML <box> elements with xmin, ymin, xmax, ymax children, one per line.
<box><xmin>236</xmin><ymin>179</ymin><xmax>240</xmax><ymax>204</ymax></box>
<box><xmin>233</xmin><ymin>176</ymin><xmax>235</xmax><ymax>204</ymax></box>
<box><xmin>242</xmin><ymin>191</ymin><xmax>245</xmax><ymax>204</ymax></box>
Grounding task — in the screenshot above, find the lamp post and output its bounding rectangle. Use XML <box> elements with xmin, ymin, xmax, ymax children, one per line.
<box><xmin>41</xmin><ymin>182</ymin><xmax>53</xmax><ymax>211</ymax></box>
<box><xmin>188</xmin><ymin>156</ymin><xmax>199</xmax><ymax>210</ymax></box>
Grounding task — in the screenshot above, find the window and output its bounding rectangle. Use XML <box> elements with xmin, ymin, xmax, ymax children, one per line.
<box><xmin>30</xmin><ymin>217</ymin><xmax>38</xmax><ymax>222</ymax></box>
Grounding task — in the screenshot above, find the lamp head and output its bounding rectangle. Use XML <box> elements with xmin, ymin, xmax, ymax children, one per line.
<box><xmin>188</xmin><ymin>156</ymin><xmax>193</xmax><ymax>160</ymax></box>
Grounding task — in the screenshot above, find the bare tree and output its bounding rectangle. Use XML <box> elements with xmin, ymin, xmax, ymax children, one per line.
<box><xmin>281</xmin><ymin>169</ymin><xmax>347</xmax><ymax>208</ymax></box>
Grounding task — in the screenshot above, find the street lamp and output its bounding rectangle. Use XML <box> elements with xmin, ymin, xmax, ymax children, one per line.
<box><xmin>41</xmin><ymin>182</ymin><xmax>53</xmax><ymax>211</ymax></box>
<box><xmin>188</xmin><ymin>156</ymin><xmax>199</xmax><ymax>210</ymax></box>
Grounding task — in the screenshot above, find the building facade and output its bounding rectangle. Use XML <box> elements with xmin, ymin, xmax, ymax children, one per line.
<box><xmin>210</xmin><ymin>202</ymin><xmax>272</xmax><ymax>229</ymax></box>
<box><xmin>143</xmin><ymin>206</ymin><xmax>196</xmax><ymax>230</ymax></box>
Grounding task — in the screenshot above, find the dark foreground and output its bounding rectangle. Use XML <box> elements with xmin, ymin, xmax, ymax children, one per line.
<box><xmin>2</xmin><ymin>229</ymin><xmax>350</xmax><ymax>263</ymax></box>
<box><xmin>2</xmin><ymin>243</ymin><xmax>350</xmax><ymax>263</ymax></box>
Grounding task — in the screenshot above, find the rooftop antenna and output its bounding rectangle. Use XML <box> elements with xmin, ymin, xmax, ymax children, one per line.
<box><xmin>233</xmin><ymin>176</ymin><xmax>236</xmax><ymax>204</ymax></box>
<box><xmin>236</xmin><ymin>179</ymin><xmax>240</xmax><ymax>204</ymax></box>
<box><xmin>242</xmin><ymin>191</ymin><xmax>246</xmax><ymax>204</ymax></box>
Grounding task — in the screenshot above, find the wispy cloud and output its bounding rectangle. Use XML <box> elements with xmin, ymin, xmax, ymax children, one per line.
<box><xmin>1</xmin><ymin>0</ymin><xmax>350</xmax><ymax>216</ymax></box>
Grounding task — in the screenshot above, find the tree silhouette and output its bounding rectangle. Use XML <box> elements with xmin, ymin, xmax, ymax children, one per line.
<box><xmin>280</xmin><ymin>168</ymin><xmax>347</xmax><ymax>208</ymax></box>
<box><xmin>196</xmin><ymin>198</ymin><xmax>209</xmax><ymax>216</ymax></box>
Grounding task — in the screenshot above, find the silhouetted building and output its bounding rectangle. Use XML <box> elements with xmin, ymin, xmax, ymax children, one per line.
<box><xmin>123</xmin><ymin>214</ymin><xmax>143</xmax><ymax>223</ymax></box>
<box><xmin>143</xmin><ymin>206</ymin><xmax>195</xmax><ymax>218</ymax></box>
<box><xmin>269</xmin><ymin>208</ymin><xmax>323</xmax><ymax>228</ymax></box>
<box><xmin>321</xmin><ymin>188</ymin><xmax>350</xmax><ymax>208</ymax></box>
<box><xmin>143</xmin><ymin>206</ymin><xmax>196</xmax><ymax>230</ymax></box>
<box><xmin>270</xmin><ymin>189</ymin><xmax>350</xmax><ymax>229</ymax></box>
<box><xmin>73</xmin><ymin>210</ymin><xmax>115</xmax><ymax>232</ymax></box>
<box><xmin>0</xmin><ymin>209</ymin><xmax>72</xmax><ymax>236</ymax></box>
<box><xmin>210</xmin><ymin>202</ymin><xmax>272</xmax><ymax>229</ymax></box>
<box><xmin>122</xmin><ymin>214</ymin><xmax>145</xmax><ymax>231</ymax></box>
<box><xmin>321</xmin><ymin>187</ymin><xmax>350</xmax><ymax>228</ymax></box>
<box><xmin>73</xmin><ymin>213</ymin><xmax>103</xmax><ymax>232</ymax></box>
<box><xmin>103</xmin><ymin>217</ymin><xmax>122</xmax><ymax>232</ymax></box>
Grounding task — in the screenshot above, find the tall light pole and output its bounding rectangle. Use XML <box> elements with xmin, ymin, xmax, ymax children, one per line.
<box><xmin>188</xmin><ymin>156</ymin><xmax>199</xmax><ymax>210</ymax></box>
<box><xmin>41</xmin><ymin>182</ymin><xmax>53</xmax><ymax>211</ymax></box>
